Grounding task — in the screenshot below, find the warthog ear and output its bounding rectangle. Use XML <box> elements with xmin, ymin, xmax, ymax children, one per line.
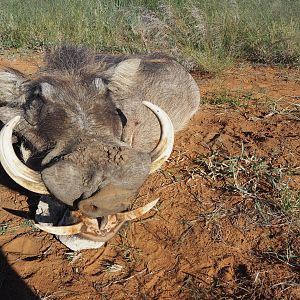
<box><xmin>0</xmin><ymin>68</ymin><xmax>27</xmax><ymax>123</ymax></box>
<box><xmin>93</xmin><ymin>77</ymin><xmax>107</xmax><ymax>94</ymax></box>
<box><xmin>0</xmin><ymin>68</ymin><xmax>26</xmax><ymax>101</ymax></box>
<box><xmin>108</xmin><ymin>58</ymin><xmax>141</xmax><ymax>94</ymax></box>
<box><xmin>37</xmin><ymin>82</ymin><xmax>55</xmax><ymax>99</ymax></box>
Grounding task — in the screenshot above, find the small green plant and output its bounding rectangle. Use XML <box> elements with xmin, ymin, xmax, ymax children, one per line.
<box><xmin>279</xmin><ymin>186</ymin><xmax>300</xmax><ymax>218</ymax></box>
<box><xmin>0</xmin><ymin>220</ymin><xmax>40</xmax><ymax>235</ymax></box>
<box><xmin>202</xmin><ymin>90</ymin><xmax>254</xmax><ymax>108</ymax></box>
<box><xmin>20</xmin><ymin>219</ymin><xmax>35</xmax><ymax>229</ymax></box>
<box><xmin>210</xmin><ymin>94</ymin><xmax>241</xmax><ymax>108</ymax></box>
<box><xmin>0</xmin><ymin>223</ymin><xmax>8</xmax><ymax>235</ymax></box>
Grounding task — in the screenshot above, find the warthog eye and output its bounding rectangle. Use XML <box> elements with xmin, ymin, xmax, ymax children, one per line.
<box><xmin>23</xmin><ymin>95</ymin><xmax>44</xmax><ymax>126</ymax></box>
<box><xmin>116</xmin><ymin>108</ymin><xmax>127</xmax><ymax>127</ymax></box>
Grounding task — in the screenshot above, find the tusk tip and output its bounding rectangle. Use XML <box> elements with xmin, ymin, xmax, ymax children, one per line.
<box><xmin>142</xmin><ymin>101</ymin><xmax>174</xmax><ymax>173</ymax></box>
<box><xmin>34</xmin><ymin>222</ymin><xmax>83</xmax><ymax>236</ymax></box>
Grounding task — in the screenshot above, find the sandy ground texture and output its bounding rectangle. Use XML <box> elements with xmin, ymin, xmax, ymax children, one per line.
<box><xmin>0</xmin><ymin>54</ymin><xmax>299</xmax><ymax>300</ymax></box>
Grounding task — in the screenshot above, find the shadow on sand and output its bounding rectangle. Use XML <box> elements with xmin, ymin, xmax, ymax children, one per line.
<box><xmin>0</xmin><ymin>248</ymin><xmax>39</xmax><ymax>300</ymax></box>
<box><xmin>0</xmin><ymin>153</ymin><xmax>39</xmax><ymax>298</ymax></box>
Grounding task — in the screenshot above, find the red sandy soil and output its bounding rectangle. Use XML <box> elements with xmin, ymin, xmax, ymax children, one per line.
<box><xmin>0</xmin><ymin>55</ymin><xmax>299</xmax><ymax>300</ymax></box>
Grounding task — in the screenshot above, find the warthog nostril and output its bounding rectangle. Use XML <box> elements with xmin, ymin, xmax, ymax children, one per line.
<box><xmin>81</xmin><ymin>203</ymin><xmax>98</xmax><ymax>212</ymax></box>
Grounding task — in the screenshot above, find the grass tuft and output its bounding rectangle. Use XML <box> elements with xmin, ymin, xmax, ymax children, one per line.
<box><xmin>193</xmin><ymin>149</ymin><xmax>300</xmax><ymax>224</ymax></box>
<box><xmin>0</xmin><ymin>0</ymin><xmax>299</xmax><ymax>72</ymax></box>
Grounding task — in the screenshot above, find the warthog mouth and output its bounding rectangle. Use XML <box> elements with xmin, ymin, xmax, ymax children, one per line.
<box><xmin>35</xmin><ymin>198</ymin><xmax>159</xmax><ymax>243</ymax></box>
<box><xmin>0</xmin><ymin>101</ymin><xmax>173</xmax><ymax>244</ymax></box>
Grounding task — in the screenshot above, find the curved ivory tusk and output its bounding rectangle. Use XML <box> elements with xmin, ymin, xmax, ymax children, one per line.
<box><xmin>34</xmin><ymin>198</ymin><xmax>159</xmax><ymax>238</ymax></box>
<box><xmin>116</xmin><ymin>198</ymin><xmax>159</xmax><ymax>221</ymax></box>
<box><xmin>0</xmin><ymin>116</ymin><xmax>49</xmax><ymax>194</ymax></box>
<box><xmin>142</xmin><ymin>101</ymin><xmax>174</xmax><ymax>173</ymax></box>
<box><xmin>34</xmin><ymin>222</ymin><xmax>84</xmax><ymax>235</ymax></box>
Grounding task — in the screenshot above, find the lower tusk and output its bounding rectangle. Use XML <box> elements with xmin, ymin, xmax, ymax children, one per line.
<box><xmin>34</xmin><ymin>198</ymin><xmax>158</xmax><ymax>238</ymax></box>
<box><xmin>142</xmin><ymin>101</ymin><xmax>174</xmax><ymax>173</ymax></box>
<box><xmin>116</xmin><ymin>198</ymin><xmax>159</xmax><ymax>221</ymax></box>
<box><xmin>34</xmin><ymin>222</ymin><xmax>84</xmax><ymax>235</ymax></box>
<box><xmin>0</xmin><ymin>116</ymin><xmax>49</xmax><ymax>194</ymax></box>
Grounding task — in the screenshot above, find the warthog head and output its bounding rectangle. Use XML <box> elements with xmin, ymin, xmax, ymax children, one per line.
<box><xmin>0</xmin><ymin>46</ymin><xmax>174</xmax><ymax>227</ymax></box>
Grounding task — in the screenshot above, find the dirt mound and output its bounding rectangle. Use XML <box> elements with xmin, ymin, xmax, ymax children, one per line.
<box><xmin>0</xmin><ymin>56</ymin><xmax>299</xmax><ymax>299</ymax></box>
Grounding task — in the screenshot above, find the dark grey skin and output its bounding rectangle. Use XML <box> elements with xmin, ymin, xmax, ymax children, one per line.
<box><xmin>0</xmin><ymin>45</ymin><xmax>200</xmax><ymax>218</ymax></box>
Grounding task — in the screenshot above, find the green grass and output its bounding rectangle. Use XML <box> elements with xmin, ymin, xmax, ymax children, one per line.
<box><xmin>192</xmin><ymin>149</ymin><xmax>300</xmax><ymax>225</ymax></box>
<box><xmin>165</xmin><ymin>143</ymin><xmax>300</xmax><ymax>227</ymax></box>
<box><xmin>0</xmin><ymin>219</ymin><xmax>38</xmax><ymax>235</ymax></box>
<box><xmin>203</xmin><ymin>91</ymin><xmax>250</xmax><ymax>107</ymax></box>
<box><xmin>0</xmin><ymin>223</ymin><xmax>9</xmax><ymax>235</ymax></box>
<box><xmin>0</xmin><ymin>0</ymin><xmax>299</xmax><ymax>72</ymax></box>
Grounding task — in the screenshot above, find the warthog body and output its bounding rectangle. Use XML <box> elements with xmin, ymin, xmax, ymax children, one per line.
<box><xmin>0</xmin><ymin>45</ymin><xmax>200</xmax><ymax>218</ymax></box>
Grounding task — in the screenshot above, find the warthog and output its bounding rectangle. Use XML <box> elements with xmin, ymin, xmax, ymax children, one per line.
<box><xmin>0</xmin><ymin>45</ymin><xmax>200</xmax><ymax>241</ymax></box>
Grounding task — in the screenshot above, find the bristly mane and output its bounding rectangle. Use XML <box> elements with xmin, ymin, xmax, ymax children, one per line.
<box><xmin>44</xmin><ymin>45</ymin><xmax>97</xmax><ymax>74</ymax></box>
